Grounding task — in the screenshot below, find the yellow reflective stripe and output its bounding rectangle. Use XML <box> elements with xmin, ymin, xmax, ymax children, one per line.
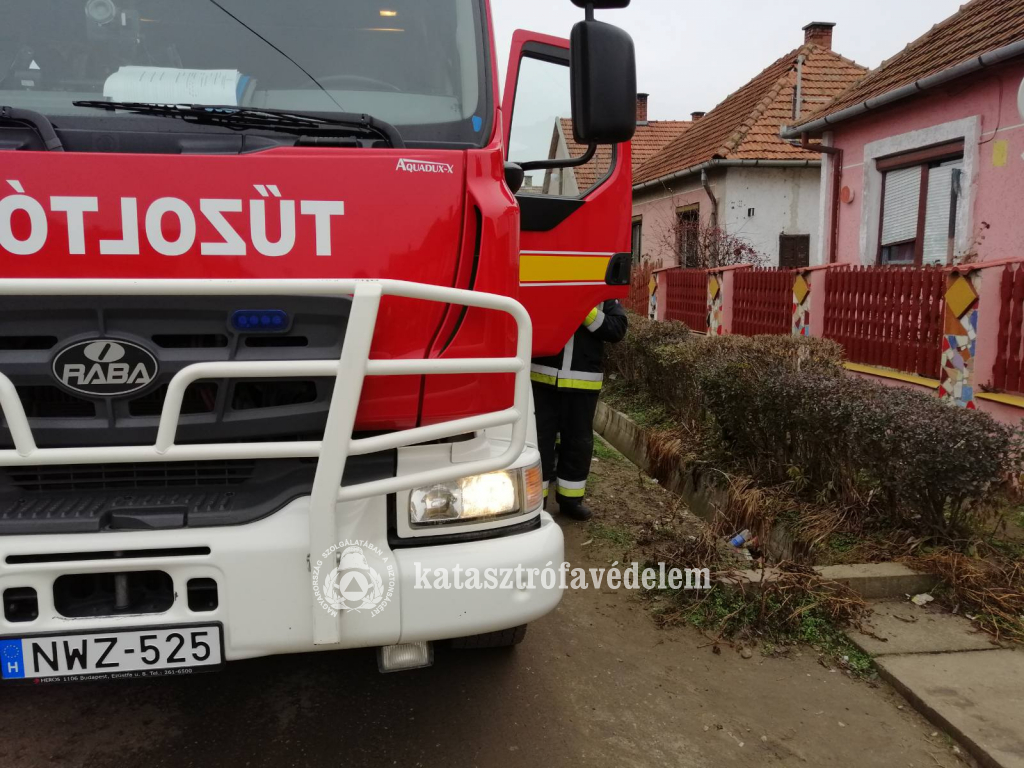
<box><xmin>557</xmin><ymin>378</ymin><xmax>603</xmax><ymax>391</ymax></box>
<box><xmin>557</xmin><ymin>486</ymin><xmax>586</xmax><ymax>498</ymax></box>
<box><xmin>542</xmin><ymin>488</ymin><xmax>549</xmax><ymax>498</ymax></box>
<box><xmin>585</xmin><ymin>307</ymin><xmax>599</xmax><ymax>326</ymax></box>
<box><xmin>530</xmin><ymin>371</ymin><xmax>557</xmax><ymax>385</ymax></box>
<box><xmin>520</xmin><ymin>255</ymin><xmax>610</xmax><ymax>283</ymax></box>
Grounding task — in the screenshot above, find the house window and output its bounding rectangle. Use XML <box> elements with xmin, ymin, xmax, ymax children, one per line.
<box><xmin>677</xmin><ymin>205</ymin><xmax>700</xmax><ymax>267</ymax></box>
<box><xmin>631</xmin><ymin>218</ymin><xmax>643</xmax><ymax>265</ymax></box>
<box><xmin>877</xmin><ymin>140</ymin><xmax>964</xmax><ymax>266</ymax></box>
<box><xmin>779</xmin><ymin>234</ymin><xmax>810</xmax><ymax>269</ymax></box>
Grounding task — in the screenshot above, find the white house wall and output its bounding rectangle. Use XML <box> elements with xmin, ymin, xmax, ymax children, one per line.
<box><xmin>717</xmin><ymin>166</ymin><xmax>821</xmax><ymax>266</ymax></box>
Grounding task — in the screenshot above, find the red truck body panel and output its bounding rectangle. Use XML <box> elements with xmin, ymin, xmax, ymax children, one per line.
<box><xmin>0</xmin><ymin>16</ymin><xmax>631</xmax><ymax>433</ymax></box>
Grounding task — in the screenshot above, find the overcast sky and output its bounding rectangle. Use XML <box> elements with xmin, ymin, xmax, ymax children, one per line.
<box><xmin>491</xmin><ymin>0</ymin><xmax>966</xmax><ymax>122</ymax></box>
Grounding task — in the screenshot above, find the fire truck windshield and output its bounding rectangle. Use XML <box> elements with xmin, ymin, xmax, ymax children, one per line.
<box><xmin>0</xmin><ymin>0</ymin><xmax>490</xmax><ymax>146</ymax></box>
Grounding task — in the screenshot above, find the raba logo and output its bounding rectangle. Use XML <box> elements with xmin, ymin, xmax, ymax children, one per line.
<box><xmin>52</xmin><ymin>339</ymin><xmax>159</xmax><ymax>397</ymax></box>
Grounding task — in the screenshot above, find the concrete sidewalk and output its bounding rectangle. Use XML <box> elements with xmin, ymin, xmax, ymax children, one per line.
<box><xmin>848</xmin><ymin>602</ymin><xmax>1024</xmax><ymax>768</ymax></box>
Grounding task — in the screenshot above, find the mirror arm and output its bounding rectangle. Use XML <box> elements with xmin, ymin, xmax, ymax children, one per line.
<box><xmin>519</xmin><ymin>143</ymin><xmax>597</xmax><ymax>172</ymax></box>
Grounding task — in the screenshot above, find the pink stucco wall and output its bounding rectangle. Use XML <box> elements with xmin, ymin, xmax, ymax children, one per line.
<box><xmin>818</xmin><ymin>61</ymin><xmax>1024</xmax><ymax>425</ymax></box>
<box><xmin>632</xmin><ymin>175</ymin><xmax>718</xmax><ymax>269</ymax></box>
<box><xmin>827</xmin><ymin>58</ymin><xmax>1024</xmax><ymax>266</ymax></box>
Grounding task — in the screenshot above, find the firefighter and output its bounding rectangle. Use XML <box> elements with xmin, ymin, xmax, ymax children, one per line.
<box><xmin>530</xmin><ymin>299</ymin><xmax>628</xmax><ymax>521</ymax></box>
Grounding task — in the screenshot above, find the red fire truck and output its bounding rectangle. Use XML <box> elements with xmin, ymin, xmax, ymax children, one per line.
<box><xmin>0</xmin><ymin>0</ymin><xmax>634</xmax><ymax>680</ymax></box>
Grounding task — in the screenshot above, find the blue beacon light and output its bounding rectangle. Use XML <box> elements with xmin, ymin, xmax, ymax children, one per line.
<box><xmin>231</xmin><ymin>310</ymin><xmax>289</xmax><ymax>332</ymax></box>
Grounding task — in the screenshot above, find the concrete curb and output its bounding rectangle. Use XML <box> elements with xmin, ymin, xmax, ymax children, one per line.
<box><xmin>845</xmin><ymin>604</ymin><xmax>1020</xmax><ymax>768</ymax></box>
<box><xmin>721</xmin><ymin>564</ymin><xmax>937</xmax><ymax>601</ymax></box>
<box><xmin>874</xmin><ymin>649</ymin><xmax>1024</xmax><ymax>768</ymax></box>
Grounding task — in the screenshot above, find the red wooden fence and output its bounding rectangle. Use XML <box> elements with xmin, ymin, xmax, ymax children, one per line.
<box><xmin>733</xmin><ymin>268</ymin><xmax>793</xmax><ymax>336</ymax></box>
<box><xmin>625</xmin><ymin>262</ymin><xmax>653</xmax><ymax>316</ymax></box>
<box><xmin>664</xmin><ymin>268</ymin><xmax>708</xmax><ymax>331</ymax></box>
<box><xmin>822</xmin><ymin>266</ymin><xmax>944</xmax><ymax>378</ymax></box>
<box><xmin>993</xmin><ymin>264</ymin><xmax>1024</xmax><ymax>394</ymax></box>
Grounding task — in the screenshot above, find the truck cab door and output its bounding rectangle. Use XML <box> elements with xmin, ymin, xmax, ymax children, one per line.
<box><xmin>502</xmin><ymin>31</ymin><xmax>633</xmax><ymax>357</ymax></box>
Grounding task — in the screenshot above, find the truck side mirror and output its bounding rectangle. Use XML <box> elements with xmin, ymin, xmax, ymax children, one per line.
<box><xmin>569</xmin><ymin>20</ymin><xmax>636</xmax><ymax>145</ymax></box>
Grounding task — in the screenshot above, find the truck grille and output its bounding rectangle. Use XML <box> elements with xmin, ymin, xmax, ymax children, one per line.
<box><xmin>0</xmin><ymin>295</ymin><xmax>349</xmax><ymax>450</ymax></box>
<box><xmin>5</xmin><ymin>460</ymin><xmax>256</xmax><ymax>492</ymax></box>
<box><xmin>15</xmin><ymin>386</ymin><xmax>96</xmax><ymax>418</ymax></box>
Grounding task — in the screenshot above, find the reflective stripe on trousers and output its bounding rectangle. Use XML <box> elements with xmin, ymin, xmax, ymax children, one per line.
<box><xmin>530</xmin><ymin>365</ymin><xmax>603</xmax><ymax>390</ymax></box>
<box><xmin>557</xmin><ymin>478</ymin><xmax>586</xmax><ymax>498</ymax></box>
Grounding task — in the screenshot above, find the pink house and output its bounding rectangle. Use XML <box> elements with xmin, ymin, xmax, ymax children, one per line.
<box><xmin>783</xmin><ymin>0</ymin><xmax>1024</xmax><ymax>422</ymax></box>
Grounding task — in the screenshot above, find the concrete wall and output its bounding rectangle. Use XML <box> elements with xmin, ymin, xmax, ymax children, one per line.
<box><xmin>825</xmin><ymin>58</ymin><xmax>1024</xmax><ymax>265</ymax></box>
<box><xmin>717</xmin><ymin>166</ymin><xmax>821</xmax><ymax>265</ymax></box>
<box><xmin>632</xmin><ymin>165</ymin><xmax>821</xmax><ymax>268</ymax></box>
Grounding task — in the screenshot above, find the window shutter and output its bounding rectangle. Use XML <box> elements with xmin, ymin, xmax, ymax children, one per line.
<box><xmin>922</xmin><ymin>162</ymin><xmax>961</xmax><ymax>265</ymax></box>
<box><xmin>779</xmin><ymin>234</ymin><xmax>810</xmax><ymax>268</ymax></box>
<box><xmin>880</xmin><ymin>167</ymin><xmax>921</xmax><ymax>246</ymax></box>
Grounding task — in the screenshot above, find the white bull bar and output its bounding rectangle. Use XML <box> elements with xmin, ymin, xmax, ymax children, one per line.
<box><xmin>0</xmin><ymin>278</ymin><xmax>532</xmax><ymax>645</ymax></box>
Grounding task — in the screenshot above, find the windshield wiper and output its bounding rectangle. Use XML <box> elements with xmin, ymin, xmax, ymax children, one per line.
<box><xmin>72</xmin><ymin>101</ymin><xmax>403</xmax><ymax>147</ymax></box>
<box><xmin>0</xmin><ymin>106</ymin><xmax>64</xmax><ymax>151</ymax></box>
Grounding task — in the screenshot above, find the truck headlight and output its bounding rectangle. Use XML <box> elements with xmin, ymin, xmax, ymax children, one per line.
<box><xmin>409</xmin><ymin>462</ymin><xmax>543</xmax><ymax>527</ymax></box>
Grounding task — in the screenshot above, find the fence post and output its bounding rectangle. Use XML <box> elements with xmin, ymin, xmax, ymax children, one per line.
<box><xmin>708</xmin><ymin>270</ymin><xmax>724</xmax><ymax>335</ymax></box>
<box><xmin>792</xmin><ymin>269</ymin><xmax>812</xmax><ymax>336</ymax></box>
<box><xmin>939</xmin><ymin>270</ymin><xmax>980</xmax><ymax>409</ymax></box>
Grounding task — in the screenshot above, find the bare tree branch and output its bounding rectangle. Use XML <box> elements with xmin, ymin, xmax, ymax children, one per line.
<box><xmin>652</xmin><ymin>215</ymin><xmax>768</xmax><ymax>269</ymax></box>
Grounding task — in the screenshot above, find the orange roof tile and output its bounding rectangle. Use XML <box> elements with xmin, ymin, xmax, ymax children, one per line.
<box><xmin>794</xmin><ymin>0</ymin><xmax>1024</xmax><ymax>130</ymax></box>
<box><xmin>633</xmin><ymin>44</ymin><xmax>866</xmax><ymax>185</ymax></box>
<box><xmin>631</xmin><ymin>120</ymin><xmax>694</xmax><ymax>169</ymax></box>
<box><xmin>556</xmin><ymin>118</ymin><xmax>691</xmax><ymax>190</ymax></box>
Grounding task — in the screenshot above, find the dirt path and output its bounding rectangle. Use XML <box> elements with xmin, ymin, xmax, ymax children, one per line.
<box><xmin>0</xmin><ymin>448</ymin><xmax>963</xmax><ymax>768</ymax></box>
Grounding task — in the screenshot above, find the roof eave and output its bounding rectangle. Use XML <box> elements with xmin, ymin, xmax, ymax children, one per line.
<box><xmin>781</xmin><ymin>38</ymin><xmax>1024</xmax><ymax>139</ymax></box>
<box><xmin>632</xmin><ymin>158</ymin><xmax>821</xmax><ymax>192</ymax></box>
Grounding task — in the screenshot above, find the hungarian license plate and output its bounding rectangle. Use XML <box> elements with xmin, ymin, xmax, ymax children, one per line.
<box><xmin>0</xmin><ymin>625</ymin><xmax>223</xmax><ymax>682</ymax></box>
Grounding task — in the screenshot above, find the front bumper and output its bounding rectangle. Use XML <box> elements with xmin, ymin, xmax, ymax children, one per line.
<box><xmin>0</xmin><ymin>501</ymin><xmax>564</xmax><ymax>662</ymax></box>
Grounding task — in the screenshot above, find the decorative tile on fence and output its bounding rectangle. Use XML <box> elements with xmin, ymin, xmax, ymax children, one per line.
<box><xmin>939</xmin><ymin>273</ymin><xmax>979</xmax><ymax>409</ymax></box>
<box><xmin>792</xmin><ymin>272</ymin><xmax>811</xmax><ymax>337</ymax></box>
<box><xmin>708</xmin><ymin>273</ymin><xmax>724</xmax><ymax>335</ymax></box>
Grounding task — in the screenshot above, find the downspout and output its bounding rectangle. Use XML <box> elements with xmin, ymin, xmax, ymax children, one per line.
<box><xmin>701</xmin><ymin>169</ymin><xmax>718</xmax><ymax>229</ymax></box>
<box><xmin>802</xmin><ymin>132</ymin><xmax>842</xmax><ymax>264</ymax></box>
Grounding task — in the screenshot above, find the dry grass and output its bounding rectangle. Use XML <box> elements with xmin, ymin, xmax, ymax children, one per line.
<box><xmin>908</xmin><ymin>551</ymin><xmax>1024</xmax><ymax>644</ymax></box>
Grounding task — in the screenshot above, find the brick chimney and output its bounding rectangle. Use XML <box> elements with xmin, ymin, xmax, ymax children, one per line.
<box><xmin>691</xmin><ymin>111</ymin><xmax>706</xmax><ymax>121</ymax></box>
<box><xmin>803</xmin><ymin>21</ymin><xmax>835</xmax><ymax>50</ymax></box>
<box><xmin>636</xmin><ymin>93</ymin><xmax>649</xmax><ymax>125</ymax></box>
